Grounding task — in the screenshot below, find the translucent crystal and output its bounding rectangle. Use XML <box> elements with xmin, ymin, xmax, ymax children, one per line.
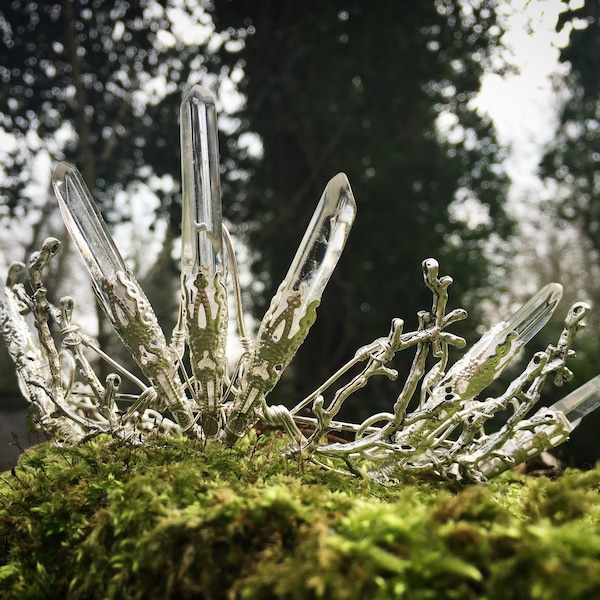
<box><xmin>439</xmin><ymin>282</ymin><xmax>563</xmax><ymax>401</ymax></box>
<box><xmin>224</xmin><ymin>174</ymin><xmax>356</xmax><ymax>442</ymax></box>
<box><xmin>52</xmin><ymin>162</ymin><xmax>131</xmax><ymax>316</ymax></box>
<box><xmin>550</xmin><ymin>373</ymin><xmax>600</xmax><ymax>425</ymax></box>
<box><xmin>180</xmin><ymin>84</ymin><xmax>224</xmax><ymax>280</ymax></box>
<box><xmin>52</xmin><ymin>163</ymin><xmax>193</xmax><ymax>429</ymax></box>
<box><xmin>504</xmin><ymin>282</ymin><xmax>564</xmax><ymax>345</ymax></box>
<box><xmin>179</xmin><ymin>85</ymin><xmax>228</xmax><ymax>433</ymax></box>
<box><xmin>262</xmin><ymin>172</ymin><xmax>357</xmax><ymax>338</ymax></box>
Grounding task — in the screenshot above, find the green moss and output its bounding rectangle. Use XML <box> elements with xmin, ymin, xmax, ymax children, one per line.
<box><xmin>1</xmin><ymin>432</ymin><xmax>600</xmax><ymax>599</ymax></box>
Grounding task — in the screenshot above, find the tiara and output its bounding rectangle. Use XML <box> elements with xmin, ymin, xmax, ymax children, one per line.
<box><xmin>1</xmin><ymin>84</ymin><xmax>597</xmax><ymax>483</ymax></box>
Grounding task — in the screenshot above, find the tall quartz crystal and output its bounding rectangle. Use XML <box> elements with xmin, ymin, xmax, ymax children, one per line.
<box><xmin>178</xmin><ymin>85</ymin><xmax>228</xmax><ymax>434</ymax></box>
<box><xmin>52</xmin><ymin>163</ymin><xmax>131</xmax><ymax>317</ymax></box>
<box><xmin>224</xmin><ymin>173</ymin><xmax>357</xmax><ymax>443</ymax></box>
<box><xmin>180</xmin><ymin>84</ymin><xmax>224</xmax><ymax>281</ymax></box>
<box><xmin>52</xmin><ymin>163</ymin><xmax>194</xmax><ymax>430</ymax></box>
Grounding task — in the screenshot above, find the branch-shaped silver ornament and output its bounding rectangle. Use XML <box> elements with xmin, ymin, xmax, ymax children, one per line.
<box><xmin>1</xmin><ymin>84</ymin><xmax>597</xmax><ymax>484</ymax></box>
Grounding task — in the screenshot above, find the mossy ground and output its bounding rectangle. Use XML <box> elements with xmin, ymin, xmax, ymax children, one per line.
<box><xmin>1</xmin><ymin>431</ymin><xmax>600</xmax><ymax>599</ymax></box>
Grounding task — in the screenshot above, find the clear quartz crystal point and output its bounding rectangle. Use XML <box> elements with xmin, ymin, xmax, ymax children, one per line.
<box><xmin>178</xmin><ymin>84</ymin><xmax>228</xmax><ymax>434</ymax></box>
<box><xmin>224</xmin><ymin>173</ymin><xmax>357</xmax><ymax>443</ymax></box>
<box><xmin>52</xmin><ymin>162</ymin><xmax>194</xmax><ymax>429</ymax></box>
<box><xmin>550</xmin><ymin>373</ymin><xmax>600</xmax><ymax>426</ymax></box>
<box><xmin>271</xmin><ymin>172</ymin><xmax>357</xmax><ymax>335</ymax></box>
<box><xmin>52</xmin><ymin>162</ymin><xmax>132</xmax><ymax>317</ymax></box>
<box><xmin>504</xmin><ymin>282</ymin><xmax>564</xmax><ymax>345</ymax></box>
<box><xmin>180</xmin><ymin>84</ymin><xmax>224</xmax><ymax>280</ymax></box>
<box><xmin>437</xmin><ymin>282</ymin><xmax>563</xmax><ymax>402</ymax></box>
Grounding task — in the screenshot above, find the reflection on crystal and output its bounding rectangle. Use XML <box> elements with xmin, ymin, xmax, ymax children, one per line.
<box><xmin>550</xmin><ymin>373</ymin><xmax>600</xmax><ymax>425</ymax></box>
<box><xmin>261</xmin><ymin>173</ymin><xmax>356</xmax><ymax>339</ymax></box>
<box><xmin>180</xmin><ymin>84</ymin><xmax>224</xmax><ymax>280</ymax></box>
<box><xmin>504</xmin><ymin>282</ymin><xmax>563</xmax><ymax>344</ymax></box>
<box><xmin>52</xmin><ymin>162</ymin><xmax>132</xmax><ymax>316</ymax></box>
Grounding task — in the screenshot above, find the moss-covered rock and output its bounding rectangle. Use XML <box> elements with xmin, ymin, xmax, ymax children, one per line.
<box><xmin>1</xmin><ymin>431</ymin><xmax>600</xmax><ymax>599</ymax></box>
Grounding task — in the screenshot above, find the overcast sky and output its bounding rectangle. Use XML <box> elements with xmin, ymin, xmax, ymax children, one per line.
<box><xmin>476</xmin><ymin>0</ymin><xmax>574</xmax><ymax>195</ymax></box>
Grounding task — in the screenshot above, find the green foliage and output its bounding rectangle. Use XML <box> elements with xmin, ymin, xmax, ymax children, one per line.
<box><xmin>2</xmin><ymin>433</ymin><xmax>600</xmax><ymax>598</ymax></box>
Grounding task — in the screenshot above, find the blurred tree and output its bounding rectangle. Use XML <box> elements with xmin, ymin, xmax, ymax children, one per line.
<box><xmin>0</xmin><ymin>0</ymin><xmax>249</xmax><ymax>218</ymax></box>
<box><xmin>210</xmin><ymin>0</ymin><xmax>512</xmax><ymax>412</ymax></box>
<box><xmin>540</xmin><ymin>1</ymin><xmax>600</xmax><ymax>310</ymax></box>
<box><xmin>536</xmin><ymin>0</ymin><xmax>600</xmax><ymax>466</ymax></box>
<box><xmin>0</xmin><ymin>0</ymin><xmax>244</xmax><ymax>376</ymax></box>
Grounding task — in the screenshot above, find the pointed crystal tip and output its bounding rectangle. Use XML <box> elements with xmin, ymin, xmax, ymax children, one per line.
<box><xmin>52</xmin><ymin>161</ymin><xmax>76</xmax><ymax>188</ymax></box>
<box><xmin>326</xmin><ymin>172</ymin><xmax>351</xmax><ymax>192</ymax></box>
<box><xmin>324</xmin><ymin>173</ymin><xmax>357</xmax><ymax>214</ymax></box>
<box><xmin>51</xmin><ymin>160</ymin><xmax>130</xmax><ymax>298</ymax></box>
<box><xmin>182</xmin><ymin>83</ymin><xmax>216</xmax><ymax>105</ymax></box>
<box><xmin>551</xmin><ymin>373</ymin><xmax>600</xmax><ymax>423</ymax></box>
<box><xmin>506</xmin><ymin>282</ymin><xmax>563</xmax><ymax>345</ymax></box>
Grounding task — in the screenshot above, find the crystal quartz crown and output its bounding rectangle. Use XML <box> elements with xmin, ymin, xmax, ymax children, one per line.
<box><xmin>1</xmin><ymin>84</ymin><xmax>598</xmax><ymax>483</ymax></box>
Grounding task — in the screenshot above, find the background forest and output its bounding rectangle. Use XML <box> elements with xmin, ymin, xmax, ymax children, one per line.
<box><xmin>0</xmin><ymin>0</ymin><xmax>599</xmax><ymax>467</ymax></box>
